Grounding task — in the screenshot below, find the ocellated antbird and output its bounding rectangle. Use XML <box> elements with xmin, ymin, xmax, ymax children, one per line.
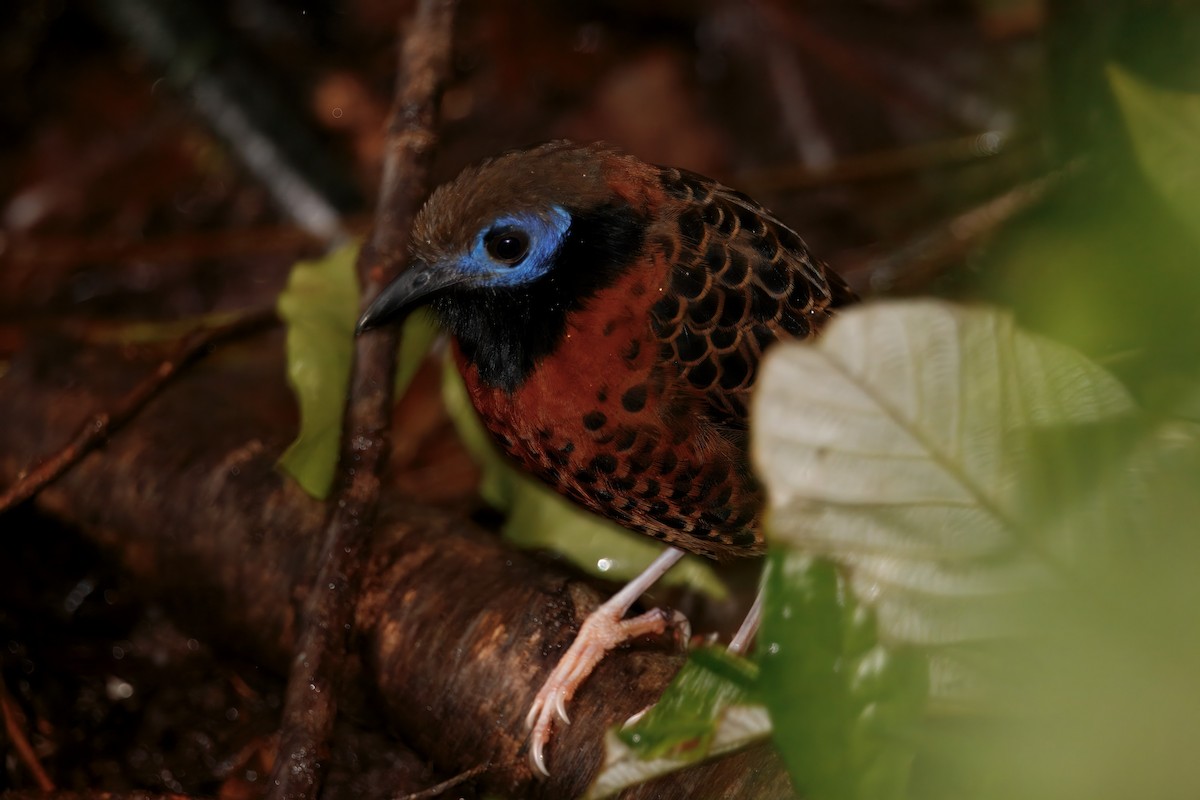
<box><xmin>357</xmin><ymin>140</ymin><xmax>856</xmax><ymax>775</ymax></box>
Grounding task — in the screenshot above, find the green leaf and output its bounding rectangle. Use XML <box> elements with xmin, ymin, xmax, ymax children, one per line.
<box><xmin>617</xmin><ymin>646</ymin><xmax>759</xmax><ymax>760</ymax></box>
<box><xmin>586</xmin><ymin>649</ymin><xmax>770</xmax><ymax>799</ymax></box>
<box><xmin>907</xmin><ymin>422</ymin><xmax>1200</xmax><ymax>800</ymax></box>
<box><xmin>394</xmin><ymin>309</ymin><xmax>440</xmax><ymax>398</ymax></box>
<box><xmin>1108</xmin><ymin>64</ymin><xmax>1200</xmax><ymax>246</ymax></box>
<box><xmin>753</xmin><ymin>299</ymin><xmax>1134</xmax><ymax>702</ymax></box>
<box><xmin>440</xmin><ymin>360</ymin><xmax>729</xmax><ymax>598</ymax></box>
<box><xmin>758</xmin><ymin>553</ymin><xmax>927</xmax><ymax>800</ymax></box>
<box><xmin>277</xmin><ymin>242</ymin><xmax>360</xmax><ymax>499</ymax></box>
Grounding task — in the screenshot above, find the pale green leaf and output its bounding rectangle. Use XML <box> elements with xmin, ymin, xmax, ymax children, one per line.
<box><xmin>277</xmin><ymin>242</ymin><xmax>360</xmax><ymax>498</ymax></box>
<box><xmin>393</xmin><ymin>309</ymin><xmax>441</xmax><ymax>399</ymax></box>
<box><xmin>752</xmin><ymin>300</ymin><xmax>1134</xmax><ymax>701</ymax></box>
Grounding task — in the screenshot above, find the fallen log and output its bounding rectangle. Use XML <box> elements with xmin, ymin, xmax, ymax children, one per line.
<box><xmin>0</xmin><ymin>333</ymin><xmax>794</xmax><ymax>799</ymax></box>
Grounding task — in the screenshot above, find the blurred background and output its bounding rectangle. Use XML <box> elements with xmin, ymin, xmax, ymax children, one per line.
<box><xmin>2</xmin><ymin>0</ymin><xmax>1055</xmax><ymax>324</ymax></box>
<box><xmin>2</xmin><ymin>0</ymin><xmax>1199</xmax><ymax>795</ymax></box>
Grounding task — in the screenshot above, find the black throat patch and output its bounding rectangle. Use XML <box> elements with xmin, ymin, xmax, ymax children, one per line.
<box><xmin>432</xmin><ymin>203</ymin><xmax>647</xmax><ymax>392</ymax></box>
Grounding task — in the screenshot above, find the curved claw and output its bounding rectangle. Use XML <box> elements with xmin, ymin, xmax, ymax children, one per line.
<box><xmin>622</xmin><ymin>705</ymin><xmax>651</xmax><ymax>728</ymax></box>
<box><xmin>527</xmin><ymin>681</ymin><xmax>569</xmax><ymax>777</ymax></box>
<box><xmin>530</xmin><ymin>733</ymin><xmax>550</xmax><ymax>778</ymax></box>
<box><xmin>523</xmin><ymin>605</ymin><xmax>681</xmax><ymax>777</ymax></box>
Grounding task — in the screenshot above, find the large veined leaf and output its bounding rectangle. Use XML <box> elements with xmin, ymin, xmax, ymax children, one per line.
<box><xmin>909</xmin><ymin>421</ymin><xmax>1200</xmax><ymax>800</ymax></box>
<box><xmin>752</xmin><ymin>300</ymin><xmax>1134</xmax><ymax>701</ymax></box>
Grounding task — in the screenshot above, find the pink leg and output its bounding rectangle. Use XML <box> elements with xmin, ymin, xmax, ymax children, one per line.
<box><xmin>525</xmin><ymin>547</ymin><xmax>687</xmax><ymax>776</ymax></box>
<box><xmin>728</xmin><ymin>583</ymin><xmax>764</xmax><ymax>655</ymax></box>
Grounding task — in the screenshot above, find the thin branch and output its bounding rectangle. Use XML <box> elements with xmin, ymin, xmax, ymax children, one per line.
<box><xmin>738</xmin><ymin>131</ymin><xmax>1021</xmax><ymax>194</ymax></box>
<box><xmin>266</xmin><ymin>3</ymin><xmax>458</xmax><ymax>800</ymax></box>
<box><xmin>394</xmin><ymin>763</ymin><xmax>489</xmax><ymax>800</ymax></box>
<box><xmin>1</xmin><ymin>675</ymin><xmax>56</xmax><ymax>792</ymax></box>
<box><xmin>0</xmin><ymin>307</ymin><xmax>277</xmax><ymax>516</ymax></box>
<box><xmin>98</xmin><ymin>0</ymin><xmax>361</xmax><ymax>242</ymax></box>
<box><xmin>856</xmin><ymin>164</ymin><xmax>1076</xmax><ymax>294</ymax></box>
<box><xmin>752</xmin><ymin>0</ymin><xmax>945</xmax><ymax>126</ymax></box>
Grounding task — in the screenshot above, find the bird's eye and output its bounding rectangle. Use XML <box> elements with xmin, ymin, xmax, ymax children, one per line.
<box><xmin>484</xmin><ymin>228</ymin><xmax>530</xmax><ymax>265</ymax></box>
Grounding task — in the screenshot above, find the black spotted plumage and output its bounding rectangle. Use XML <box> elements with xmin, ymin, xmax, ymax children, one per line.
<box><xmin>653</xmin><ymin>165</ymin><xmax>856</xmax><ymax>427</ymax></box>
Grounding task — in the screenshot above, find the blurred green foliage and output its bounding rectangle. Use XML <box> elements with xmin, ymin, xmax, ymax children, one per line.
<box><xmin>760</xmin><ymin>555</ymin><xmax>927</xmax><ymax>800</ymax></box>
<box><xmin>601</xmin><ymin>10</ymin><xmax>1200</xmax><ymax>798</ymax></box>
<box><xmin>748</xmin><ymin>10</ymin><xmax>1200</xmax><ymax>799</ymax></box>
<box><xmin>982</xmin><ymin>5</ymin><xmax>1200</xmax><ymax>415</ymax></box>
<box><xmin>1108</xmin><ymin>65</ymin><xmax>1200</xmax><ymax>249</ymax></box>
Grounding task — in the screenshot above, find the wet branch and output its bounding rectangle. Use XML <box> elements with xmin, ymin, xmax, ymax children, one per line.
<box><xmin>1</xmin><ymin>676</ymin><xmax>56</xmax><ymax>792</ymax></box>
<box><xmin>0</xmin><ymin>335</ymin><xmax>794</xmax><ymax>798</ymax></box>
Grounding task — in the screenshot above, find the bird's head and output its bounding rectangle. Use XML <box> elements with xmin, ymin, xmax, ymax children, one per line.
<box><xmin>355</xmin><ymin>141</ymin><xmax>654</xmax><ymax>336</ymax></box>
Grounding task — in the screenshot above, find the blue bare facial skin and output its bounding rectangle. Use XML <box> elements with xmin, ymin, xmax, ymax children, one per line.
<box><xmin>355</xmin><ymin>204</ymin><xmax>571</xmax><ymax>334</ymax></box>
<box><xmin>462</xmin><ymin>205</ymin><xmax>572</xmax><ymax>287</ymax></box>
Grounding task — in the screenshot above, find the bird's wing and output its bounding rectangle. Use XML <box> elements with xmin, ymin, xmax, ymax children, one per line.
<box><xmin>649</xmin><ymin>167</ymin><xmax>857</xmax><ymax>429</ymax></box>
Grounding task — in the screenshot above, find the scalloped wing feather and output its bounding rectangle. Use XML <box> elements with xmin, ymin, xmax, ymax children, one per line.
<box><xmin>649</xmin><ymin>167</ymin><xmax>857</xmax><ymax>430</ymax></box>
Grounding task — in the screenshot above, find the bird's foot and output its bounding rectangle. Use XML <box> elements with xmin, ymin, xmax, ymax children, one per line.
<box><xmin>525</xmin><ymin>606</ymin><xmax>688</xmax><ymax>777</ymax></box>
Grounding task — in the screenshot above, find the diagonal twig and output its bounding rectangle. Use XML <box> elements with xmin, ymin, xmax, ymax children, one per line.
<box><xmin>1</xmin><ymin>674</ymin><xmax>56</xmax><ymax>792</ymax></box>
<box><xmin>738</xmin><ymin>131</ymin><xmax>1021</xmax><ymax>194</ymax></box>
<box><xmin>394</xmin><ymin>762</ymin><xmax>489</xmax><ymax>800</ymax></box>
<box><xmin>857</xmin><ymin>164</ymin><xmax>1076</xmax><ymax>294</ymax></box>
<box><xmin>0</xmin><ymin>307</ymin><xmax>277</xmax><ymax>516</ymax></box>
